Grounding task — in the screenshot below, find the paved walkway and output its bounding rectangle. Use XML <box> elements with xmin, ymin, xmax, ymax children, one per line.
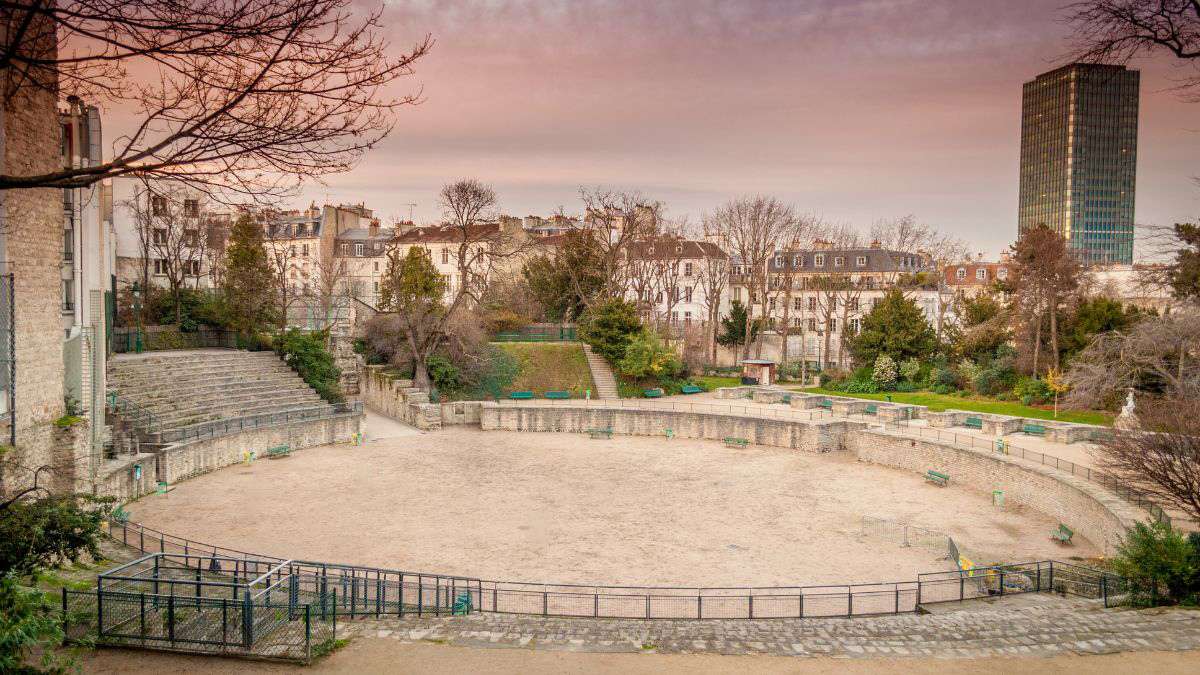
<box><xmin>335</xmin><ymin>597</ymin><xmax>1200</xmax><ymax>659</ymax></box>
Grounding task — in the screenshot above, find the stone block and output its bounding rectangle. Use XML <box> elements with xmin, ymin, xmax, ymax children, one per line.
<box><xmin>789</xmin><ymin>394</ymin><xmax>826</xmax><ymax>409</ymax></box>
<box><xmin>751</xmin><ymin>389</ymin><xmax>785</xmax><ymax>405</ymax></box>
<box><xmin>715</xmin><ymin>387</ymin><xmax>751</xmax><ymax>400</ymax></box>
<box><xmin>981</xmin><ymin>416</ymin><xmax>1024</xmax><ymax>436</ymax></box>
<box><xmin>831</xmin><ymin>399</ymin><xmax>871</xmax><ymax>416</ymax></box>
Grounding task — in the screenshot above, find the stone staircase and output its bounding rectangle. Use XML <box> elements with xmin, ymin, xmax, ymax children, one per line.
<box><xmin>108</xmin><ymin>349</ymin><xmax>338</xmax><ymax>441</ymax></box>
<box><xmin>582</xmin><ymin>344</ymin><xmax>619</xmax><ymax>399</ymax></box>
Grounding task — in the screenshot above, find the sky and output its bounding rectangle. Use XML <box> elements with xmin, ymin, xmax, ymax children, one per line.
<box><xmin>294</xmin><ymin>0</ymin><xmax>1200</xmax><ymax>258</ymax></box>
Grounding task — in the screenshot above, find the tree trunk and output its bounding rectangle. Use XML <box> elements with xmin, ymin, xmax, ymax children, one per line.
<box><xmin>1049</xmin><ymin>295</ymin><xmax>1060</xmax><ymax>370</ymax></box>
<box><xmin>780</xmin><ymin>281</ymin><xmax>792</xmax><ymax>368</ymax></box>
<box><xmin>1031</xmin><ymin>309</ymin><xmax>1042</xmax><ymax>376</ymax></box>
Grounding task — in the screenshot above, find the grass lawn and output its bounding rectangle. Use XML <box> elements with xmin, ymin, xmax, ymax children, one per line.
<box><xmin>796</xmin><ymin>387</ymin><xmax>1114</xmax><ymax>426</ymax></box>
<box><xmin>492</xmin><ymin>342</ymin><xmax>595</xmax><ymax>397</ymax></box>
<box><xmin>694</xmin><ymin>375</ymin><xmax>741</xmax><ymax>390</ymax></box>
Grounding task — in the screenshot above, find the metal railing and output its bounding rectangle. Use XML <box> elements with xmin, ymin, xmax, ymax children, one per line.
<box><xmin>155</xmin><ymin>401</ymin><xmax>363</xmax><ymax>444</ymax></box>
<box><xmin>106</xmin><ymin>518</ymin><xmax>1117</xmax><ymax>620</ymax></box>
<box><xmin>112</xmin><ymin>326</ymin><xmax>239</xmax><ymax>354</ymax></box>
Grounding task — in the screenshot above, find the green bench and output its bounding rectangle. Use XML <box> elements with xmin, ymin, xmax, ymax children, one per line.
<box><xmin>509</xmin><ymin>391</ymin><xmax>534</xmax><ymax>400</ymax></box>
<box><xmin>587</xmin><ymin>427</ymin><xmax>613</xmax><ymax>439</ymax></box>
<box><xmin>680</xmin><ymin>385</ymin><xmax>703</xmax><ymax>395</ymax></box>
<box><xmin>724</xmin><ymin>437</ymin><xmax>749</xmax><ymax>449</ymax></box>
<box><xmin>964</xmin><ymin>416</ymin><xmax>983</xmax><ymax>429</ymax></box>
<box><xmin>643</xmin><ymin>388</ymin><xmax>664</xmax><ymax>398</ymax></box>
<box><xmin>864</xmin><ymin>403</ymin><xmax>877</xmax><ymax>415</ymax></box>
<box><xmin>265</xmin><ymin>445</ymin><xmax>291</xmax><ymax>459</ymax></box>
<box><xmin>925</xmin><ymin>470</ymin><xmax>950</xmax><ymax>487</ymax></box>
<box><xmin>1049</xmin><ymin>523</ymin><xmax>1074</xmax><ymax>545</ymax></box>
<box><xmin>1022</xmin><ymin>423</ymin><xmax>1047</xmax><ymax>436</ymax></box>
<box><xmin>544</xmin><ymin>391</ymin><xmax>571</xmax><ymax>400</ymax></box>
<box><xmin>452</xmin><ymin>591</ymin><xmax>473</xmax><ymax>615</ymax></box>
<box><xmin>817</xmin><ymin>399</ymin><xmax>833</xmax><ymax>409</ymax></box>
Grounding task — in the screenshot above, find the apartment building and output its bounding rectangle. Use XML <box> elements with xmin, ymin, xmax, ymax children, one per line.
<box><xmin>625</xmin><ymin>237</ymin><xmax>727</xmax><ymax>330</ymax></box>
<box><xmin>111</xmin><ymin>178</ymin><xmax>225</xmax><ymax>294</ymax></box>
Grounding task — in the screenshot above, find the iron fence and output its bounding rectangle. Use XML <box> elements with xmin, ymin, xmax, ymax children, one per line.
<box><xmin>0</xmin><ymin>273</ymin><xmax>13</xmax><ymax>445</ymax></box>
<box><xmin>112</xmin><ymin>326</ymin><xmax>238</xmax><ymax>354</ymax></box>
<box><xmin>154</xmin><ymin>401</ymin><xmax>363</xmax><ymax>444</ymax></box>
<box><xmin>61</xmin><ymin>587</ymin><xmax>335</xmax><ymax>663</ymax></box>
<box><xmin>107</xmin><ymin>518</ymin><xmax>1117</xmax><ymax>620</ymax></box>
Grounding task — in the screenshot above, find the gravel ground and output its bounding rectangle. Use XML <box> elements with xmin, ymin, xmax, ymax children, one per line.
<box><xmin>128</xmin><ymin>426</ymin><xmax>1094</xmax><ymax>588</ymax></box>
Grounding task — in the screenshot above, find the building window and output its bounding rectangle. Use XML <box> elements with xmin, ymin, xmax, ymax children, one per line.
<box><xmin>684</xmin><ymin>311</ymin><xmax>692</xmax><ymax>326</ymax></box>
<box><xmin>955</xmin><ymin>267</ymin><xmax>966</xmax><ymax>280</ymax></box>
<box><xmin>183</xmin><ymin>199</ymin><xmax>199</xmax><ymax>217</ymax></box>
<box><xmin>62</xmin><ymin>279</ymin><xmax>74</xmax><ymax>312</ymax></box>
<box><xmin>774</xmin><ymin>255</ymin><xmax>783</xmax><ymax>267</ymax></box>
<box><xmin>302</xmin><ymin>244</ymin><xmax>309</xmax><ymax>257</ymax></box>
<box><xmin>374</xmin><ymin>281</ymin><xmax>379</xmax><ymax>292</ymax></box>
<box><xmin>671</xmin><ymin>311</ymin><xmax>678</xmax><ymax>324</ymax></box>
<box><xmin>685</xmin><ymin>287</ymin><xmax>693</xmax><ymax>303</ymax></box>
<box><xmin>768</xmin><ymin>297</ymin><xmax>776</xmax><ymax>311</ymax></box>
<box><xmin>151</xmin><ymin>195</ymin><xmax>167</xmax><ymax>216</ymax></box>
<box><xmin>855</xmin><ymin>255</ymin><xmax>867</xmax><ymax>266</ymax></box>
<box><xmin>290</xmin><ymin>244</ymin><xmax>296</xmax><ymax>256</ymax></box>
<box><xmin>792</xmin><ymin>317</ymin><xmax>802</xmax><ymax>328</ymax></box>
<box><xmin>152</xmin><ymin>228</ymin><xmax>167</xmax><ymax>245</ymax></box>
<box><xmin>997</xmin><ymin>268</ymin><xmax>1008</xmax><ymax>280</ymax></box>
<box><xmin>339</xmin><ymin>243</ymin><xmax>349</xmax><ymax>256</ymax></box>
<box><xmin>808</xmin><ymin>318</ymin><xmax>817</xmax><ymax>331</ymax></box>
<box><xmin>793</xmin><ymin>297</ymin><xmax>802</xmax><ymax>311</ymax></box>
<box><xmin>153</xmin><ymin>259</ymin><xmax>167</xmax><ymax>275</ymax></box>
<box><xmin>829</xmin><ymin>318</ymin><xmax>837</xmax><ymax>332</ymax></box>
<box><xmin>684</xmin><ymin>262</ymin><xmax>693</xmax><ymax>277</ymax></box>
<box><xmin>976</xmin><ymin>268</ymin><xmax>988</xmax><ymax>280</ymax></box>
<box><xmin>796</xmin><ymin>256</ymin><xmax>805</xmax><ymax>268</ymax></box>
<box><xmin>373</xmin><ymin>261</ymin><xmax>379</xmax><ymax>272</ymax></box>
<box><xmin>184</xmin><ymin>260</ymin><xmax>201</xmax><ymax>276</ymax></box>
<box><xmin>848</xmin><ymin>298</ymin><xmax>859</xmax><ymax>311</ymax></box>
<box><xmin>849</xmin><ymin>317</ymin><xmax>861</xmax><ymax>334</ymax></box>
<box><xmin>808</xmin><ymin>297</ymin><xmax>816</xmax><ymax>311</ymax></box>
<box><xmin>441</xmin><ymin>248</ymin><xmax>449</xmax><ymax>264</ymax></box>
<box><xmin>355</xmin><ymin>243</ymin><xmax>364</xmax><ymax>256</ymax></box>
<box><xmin>834</xmin><ymin>256</ymin><xmax>844</xmax><ymax>267</ymax></box>
<box><xmin>814</xmin><ymin>254</ymin><xmax>825</xmax><ymax>267</ymax></box>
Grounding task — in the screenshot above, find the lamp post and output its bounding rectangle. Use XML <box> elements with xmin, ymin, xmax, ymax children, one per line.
<box><xmin>131</xmin><ymin>281</ymin><xmax>143</xmax><ymax>353</ymax></box>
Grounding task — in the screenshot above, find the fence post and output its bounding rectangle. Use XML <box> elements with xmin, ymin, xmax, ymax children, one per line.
<box><xmin>243</xmin><ymin>595</ymin><xmax>253</xmax><ymax>648</ymax></box>
<box><xmin>167</xmin><ymin>594</ymin><xmax>175</xmax><ymax>644</ymax></box>
<box><xmin>60</xmin><ymin>588</ymin><xmax>68</xmax><ymax>636</ymax></box>
<box><xmin>305</xmin><ymin>604</ymin><xmax>312</xmax><ymax>663</ymax></box>
<box><xmin>916</xmin><ymin>580</ymin><xmax>922</xmax><ymax>607</ymax></box>
<box><xmin>1036</xmin><ymin>563</ymin><xmax>1042</xmax><ymax>592</ymax></box>
<box><xmin>894</xmin><ymin>587</ymin><xmax>899</xmax><ymax>613</ymax></box>
<box><xmin>1101</xmin><ymin>575</ymin><xmax>1108</xmax><ymax>607</ymax></box>
<box><xmin>332</xmin><ymin>590</ymin><xmax>337</xmax><ymax>638</ymax></box>
<box><xmin>222</xmin><ymin>600</ymin><xmax>228</xmax><ymax>644</ymax></box>
<box><xmin>542</xmin><ymin>591</ymin><xmax>548</xmax><ymax>616</ymax></box>
<box><xmin>493</xmin><ymin>586</ymin><xmax>497</xmax><ymax>614</ymax></box>
<box><xmin>999</xmin><ymin>570</ymin><xmax>1005</xmax><ymax>596</ymax></box>
<box><xmin>417</xmin><ymin>576</ymin><xmax>423</xmax><ymax>616</ymax></box>
<box><xmin>398</xmin><ymin>573</ymin><xmax>404</xmax><ymax>616</ymax></box>
<box><xmin>959</xmin><ymin>575</ymin><xmax>964</xmax><ymax>601</ymax></box>
<box><xmin>847</xmin><ymin>591</ymin><xmax>853</xmax><ymax>617</ymax></box>
<box><xmin>1048</xmin><ymin>561</ymin><xmax>1054</xmax><ymax>593</ymax></box>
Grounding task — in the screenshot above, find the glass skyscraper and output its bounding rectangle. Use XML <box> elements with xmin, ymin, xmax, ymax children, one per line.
<box><xmin>1018</xmin><ymin>63</ymin><xmax>1139</xmax><ymax>265</ymax></box>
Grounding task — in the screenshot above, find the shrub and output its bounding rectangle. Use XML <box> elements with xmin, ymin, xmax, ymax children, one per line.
<box><xmin>872</xmin><ymin>355</ymin><xmax>898</xmax><ymax>389</ymax></box>
<box><xmin>1110</xmin><ymin>522</ymin><xmax>1200</xmax><ymax>606</ymax></box>
<box><xmin>899</xmin><ymin>358</ymin><xmax>921</xmax><ymax>382</ymax></box>
<box><xmin>0</xmin><ymin>574</ymin><xmax>70</xmax><ymax>674</ymax></box>
<box><xmin>425</xmin><ymin>354</ymin><xmax>460</xmax><ymax>393</ymax></box>
<box><xmin>843</xmin><ymin>379</ymin><xmax>880</xmax><ymax>394</ymax></box>
<box><xmin>617</xmin><ymin>331</ymin><xmax>682</xmax><ymax>379</ymax></box>
<box><xmin>956</xmin><ymin>359</ymin><xmax>982</xmax><ymax>391</ymax></box>
<box><xmin>1012</xmin><ymin>376</ymin><xmax>1050</xmax><ymax>406</ymax></box>
<box><xmin>579</xmin><ymin>299</ymin><xmax>643</xmax><ymax>363</ymax></box>
<box><xmin>930</xmin><ymin>383</ymin><xmax>954</xmax><ymax>395</ymax></box>
<box><xmin>274</xmin><ymin>329</ymin><xmax>344</xmax><ymax>403</ymax></box>
<box><xmin>894</xmin><ymin>381</ymin><xmax>919</xmax><ymax>393</ymax></box>
<box><xmin>930</xmin><ymin>366</ymin><xmax>957</xmax><ymax>389</ymax></box>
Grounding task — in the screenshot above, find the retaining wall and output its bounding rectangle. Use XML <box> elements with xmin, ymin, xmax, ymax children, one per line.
<box><xmin>479</xmin><ymin>402</ymin><xmax>861</xmax><ymax>452</ymax></box>
<box><xmin>476</xmin><ymin>401</ymin><xmax>1142</xmax><ymax>556</ymax></box>
<box><xmin>845</xmin><ymin>430</ymin><xmax>1142</xmax><ymax>555</ymax></box>
<box><xmin>95</xmin><ymin>413</ymin><xmax>361</xmax><ymax>501</ymax></box>
<box><xmin>357</xmin><ymin>365</ymin><xmax>442</xmax><ymax>430</ymax></box>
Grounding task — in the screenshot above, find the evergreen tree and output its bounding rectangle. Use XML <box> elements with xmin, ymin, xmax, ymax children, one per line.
<box><xmin>378</xmin><ymin>246</ymin><xmax>448</xmax><ymax>391</ymax></box>
<box><xmin>223</xmin><ymin>214</ymin><xmax>277</xmax><ymax>335</ymax></box>
<box><xmin>578</xmin><ymin>298</ymin><xmax>643</xmax><ymax>363</ymax></box>
<box><xmin>850</xmin><ymin>289</ymin><xmax>936</xmax><ymax>366</ymax></box>
<box><xmin>1169</xmin><ymin>223</ymin><xmax>1200</xmax><ymax>303</ymax></box>
<box><xmin>717</xmin><ymin>299</ymin><xmax>759</xmax><ymax>348</ymax></box>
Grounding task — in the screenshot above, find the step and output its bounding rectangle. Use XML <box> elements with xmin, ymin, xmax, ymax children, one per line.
<box><xmin>112</xmin><ymin>371</ymin><xmax>302</xmax><ymax>395</ymax></box>
<box><xmin>110</xmin><ymin>362</ymin><xmax>293</xmax><ymax>382</ymax></box>
<box><xmin>116</xmin><ymin>377</ymin><xmax>311</xmax><ymax>401</ymax></box>
<box><xmin>159</xmin><ymin>402</ymin><xmax>342</xmax><ymax>437</ymax></box>
<box><xmin>138</xmin><ymin>387</ymin><xmax>321</xmax><ymax>418</ymax></box>
<box><xmin>156</xmin><ymin>394</ymin><xmax>324</xmax><ymax>428</ymax></box>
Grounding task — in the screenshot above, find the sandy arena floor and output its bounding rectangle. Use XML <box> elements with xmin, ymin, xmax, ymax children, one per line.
<box><xmin>129</xmin><ymin>424</ymin><xmax>1096</xmax><ymax>588</ymax></box>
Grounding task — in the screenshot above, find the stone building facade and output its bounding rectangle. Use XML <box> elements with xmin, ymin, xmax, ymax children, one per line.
<box><xmin>0</xmin><ymin>15</ymin><xmax>82</xmax><ymax>494</ymax></box>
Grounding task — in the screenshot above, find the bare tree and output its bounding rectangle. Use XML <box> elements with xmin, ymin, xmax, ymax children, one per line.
<box><xmin>0</xmin><ymin>1</ymin><xmax>431</xmax><ymax>197</ymax></box>
<box><xmin>696</xmin><ymin>218</ymin><xmax>730</xmax><ymax>365</ymax></box>
<box><xmin>1098</xmin><ymin>401</ymin><xmax>1200</xmax><ymax>523</ymax></box>
<box><xmin>263</xmin><ymin>219</ymin><xmax>302</xmax><ymax>328</ymax></box>
<box><xmin>568</xmin><ymin>189</ymin><xmax>662</xmax><ymax>308</ymax></box>
<box><xmin>307</xmin><ymin>255</ymin><xmax>361</xmax><ymax>337</ymax></box>
<box><xmin>1066</xmin><ymin>0</ymin><xmax>1200</xmax><ymax>100</ymax></box>
<box><xmin>1010</xmin><ymin>225</ymin><xmax>1082</xmax><ymax>374</ymax></box>
<box><xmin>652</xmin><ymin>230</ymin><xmax>689</xmax><ymax>339</ymax></box>
<box><xmin>707</xmin><ymin>196</ymin><xmax>799</xmax><ymax>359</ymax></box>
<box><xmin>1065</xmin><ymin>312</ymin><xmax>1200</xmax><ymax>408</ymax></box>
<box><xmin>124</xmin><ymin>182</ymin><xmax>209</xmax><ymax>323</ymax></box>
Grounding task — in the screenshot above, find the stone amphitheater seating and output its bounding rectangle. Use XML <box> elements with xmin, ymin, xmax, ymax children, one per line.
<box><xmin>108</xmin><ymin>350</ymin><xmax>338</xmax><ymax>438</ymax></box>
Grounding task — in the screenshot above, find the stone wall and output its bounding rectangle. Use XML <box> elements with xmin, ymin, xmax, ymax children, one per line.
<box><xmin>479</xmin><ymin>402</ymin><xmax>861</xmax><ymax>452</ymax></box>
<box><xmin>357</xmin><ymin>364</ymin><xmax>443</xmax><ymax>430</ymax></box>
<box><xmin>845</xmin><ymin>430</ymin><xmax>1142</xmax><ymax>555</ymax></box>
<box><xmin>94</xmin><ymin>413</ymin><xmax>361</xmax><ymax>501</ymax></box>
<box><xmin>472</xmin><ymin>401</ymin><xmax>1142</xmax><ymax>556</ymax></box>
<box><xmin>0</xmin><ymin>16</ymin><xmax>73</xmax><ymax>495</ymax></box>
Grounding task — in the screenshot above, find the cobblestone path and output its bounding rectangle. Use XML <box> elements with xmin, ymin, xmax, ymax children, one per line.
<box><xmin>339</xmin><ymin>597</ymin><xmax>1200</xmax><ymax>659</ymax></box>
